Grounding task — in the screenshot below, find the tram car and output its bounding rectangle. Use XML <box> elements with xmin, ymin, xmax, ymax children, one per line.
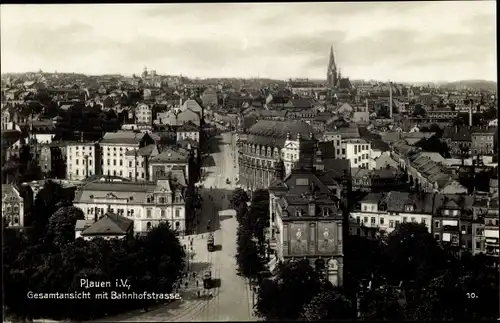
<box><xmin>207</xmin><ymin>233</ymin><xmax>215</xmax><ymax>252</ymax></box>
<box><xmin>203</xmin><ymin>270</ymin><xmax>213</xmax><ymax>289</ymax></box>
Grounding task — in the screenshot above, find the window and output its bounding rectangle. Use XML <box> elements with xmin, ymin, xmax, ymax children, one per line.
<box><xmin>175</xmin><ymin>221</ymin><xmax>181</xmax><ymax>230</ymax></box>
<box><xmin>395</xmin><ymin>220</ymin><xmax>400</xmax><ymax>227</ymax></box>
<box><xmin>146</xmin><ymin>222</ymin><xmax>152</xmax><ymax>231</ymax></box>
<box><xmin>363</xmin><ymin>205</ymin><xmax>367</xmax><ymax>211</ymax></box>
<box><xmin>120</xmin><ymin>160</ymin><xmax>123</xmax><ymax>166</ymax></box>
<box><xmin>76</xmin><ymin>169</ymin><xmax>79</xmax><ymax>175</ymax></box>
<box><xmin>141</xmin><ymin>172</ymin><xmax>144</xmax><ymax>178</ymax></box>
<box><xmin>356</xmin><ymin>217</ymin><xmax>360</xmax><ymax>224</ymax></box>
<box><xmin>434</xmin><ymin>234</ymin><xmax>440</xmax><ymax>241</ymax></box>
<box><xmin>403</xmin><ymin>217</ymin><xmax>407</xmax><ymax>223</ymax></box>
<box><xmin>342</xmin><ymin>148</ymin><xmax>346</xmax><ymax>155</ymax></box>
<box><xmin>363</xmin><ymin>217</ymin><xmax>368</xmax><ymax>223</ymax></box>
<box><xmin>380</xmin><ymin>217</ymin><xmax>385</xmax><ymax>225</ymax></box>
<box><xmin>411</xmin><ymin>217</ymin><xmax>416</xmax><ymax>223</ymax></box>
<box><xmin>475</xmin><ymin>241</ymin><xmax>481</xmax><ymax>249</ymax></box>
<box><xmin>435</xmin><ymin>221</ymin><xmax>440</xmax><ymax>228</ymax></box>
<box><xmin>421</xmin><ymin>218</ymin><xmax>427</xmax><ymax>226</ymax></box>
<box><xmin>147</xmin><ymin>209</ymin><xmax>152</xmax><ymax>218</ymax></box>
<box><xmin>129</xmin><ymin>161</ymin><xmax>132</xmax><ymax>167</ymax></box>
<box><xmin>389</xmin><ymin>220</ymin><xmax>394</xmax><ymax>228</ymax></box>
<box><xmin>371</xmin><ymin>217</ymin><xmax>376</xmax><ymax>224</ymax></box>
<box><xmin>129</xmin><ymin>172</ymin><xmax>132</xmax><ymax>178</ymax></box>
<box><xmin>159</xmin><ymin>197</ymin><xmax>165</xmax><ymax>204</ymax></box>
<box><xmin>113</xmin><ymin>160</ymin><xmax>116</xmax><ymax>166</ymax></box>
<box><xmin>175</xmin><ymin>208</ymin><xmax>180</xmax><ymax>217</ymax></box>
<box><xmin>161</xmin><ymin>210</ymin><xmax>166</xmax><ymax>217</ymax></box>
<box><xmin>89</xmin><ymin>160</ymin><xmax>92</xmax><ymax>166</ymax></box>
<box><xmin>107</xmin><ymin>160</ymin><xmax>110</xmax><ymax>165</ymax></box>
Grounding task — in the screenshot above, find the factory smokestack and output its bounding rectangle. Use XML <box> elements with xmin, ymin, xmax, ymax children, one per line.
<box><xmin>389</xmin><ymin>81</ymin><xmax>393</xmax><ymax>119</ymax></box>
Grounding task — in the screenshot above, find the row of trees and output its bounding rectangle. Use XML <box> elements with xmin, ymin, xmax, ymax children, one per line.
<box><xmin>230</xmin><ymin>188</ymin><xmax>269</xmax><ymax>280</ymax></box>
<box><xmin>4</xmin><ymin>181</ymin><xmax>185</xmax><ymax>321</ymax></box>
<box><xmin>253</xmin><ymin>222</ymin><xmax>499</xmax><ymax>321</ymax></box>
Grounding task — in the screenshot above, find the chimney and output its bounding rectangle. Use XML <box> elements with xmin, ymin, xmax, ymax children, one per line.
<box><xmin>389</xmin><ymin>82</ymin><xmax>393</xmax><ymax>119</ymax></box>
<box><xmin>469</xmin><ymin>104</ymin><xmax>473</xmax><ymax>128</ymax></box>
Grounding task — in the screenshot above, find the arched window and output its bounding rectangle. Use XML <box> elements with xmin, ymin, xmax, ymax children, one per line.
<box><xmin>13</xmin><ymin>205</ymin><xmax>19</xmax><ymax>213</ymax></box>
<box><xmin>6</xmin><ymin>205</ymin><xmax>11</xmax><ymax>212</ymax></box>
<box><xmin>146</xmin><ymin>222</ymin><xmax>152</xmax><ymax>231</ymax></box>
<box><xmin>175</xmin><ymin>221</ymin><xmax>181</xmax><ymax>230</ymax></box>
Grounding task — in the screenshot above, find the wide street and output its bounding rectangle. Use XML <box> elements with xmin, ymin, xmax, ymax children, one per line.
<box><xmin>95</xmin><ymin>132</ymin><xmax>255</xmax><ymax>322</ymax></box>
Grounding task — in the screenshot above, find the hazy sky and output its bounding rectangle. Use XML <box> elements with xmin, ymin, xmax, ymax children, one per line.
<box><xmin>1</xmin><ymin>2</ymin><xmax>497</xmax><ymax>82</ymax></box>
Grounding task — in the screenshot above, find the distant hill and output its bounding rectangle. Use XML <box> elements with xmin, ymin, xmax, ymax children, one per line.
<box><xmin>437</xmin><ymin>80</ymin><xmax>497</xmax><ymax>92</ymax></box>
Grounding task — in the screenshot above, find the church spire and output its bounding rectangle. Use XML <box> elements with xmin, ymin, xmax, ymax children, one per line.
<box><xmin>328</xmin><ymin>45</ymin><xmax>336</xmax><ymax>70</ymax></box>
<box><xmin>327</xmin><ymin>45</ymin><xmax>338</xmax><ymax>88</ymax></box>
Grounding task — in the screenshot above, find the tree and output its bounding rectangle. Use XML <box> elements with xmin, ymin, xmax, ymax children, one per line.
<box><xmin>47</xmin><ymin>206</ymin><xmax>84</xmax><ymax>246</ymax></box>
<box><xmin>360</xmin><ymin>286</ymin><xmax>404</xmax><ymax>321</ymax></box>
<box><xmin>235</xmin><ymin>225</ymin><xmax>264</xmax><ymax>278</ymax></box>
<box><xmin>302</xmin><ymin>288</ymin><xmax>353</xmax><ymax>321</ymax></box>
<box><xmin>415</xmin><ymin>135</ymin><xmax>451</xmax><ymax>158</ymax></box>
<box><xmin>412</xmin><ymin>104</ymin><xmax>426</xmax><ymax>117</ymax></box>
<box><xmin>230</xmin><ymin>188</ymin><xmax>249</xmax><ymax>210</ymax></box>
<box><xmin>254</xmin><ymin>259</ymin><xmax>326</xmax><ymax>321</ymax></box>
<box><xmin>385</xmin><ymin>222</ymin><xmax>448</xmax><ymax>288</ymax></box>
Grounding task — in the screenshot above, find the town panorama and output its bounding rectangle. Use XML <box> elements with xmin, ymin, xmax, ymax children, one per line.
<box><xmin>1</xmin><ymin>2</ymin><xmax>498</xmax><ymax>322</ymax></box>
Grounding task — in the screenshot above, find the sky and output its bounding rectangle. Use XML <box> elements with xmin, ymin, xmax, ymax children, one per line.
<box><xmin>0</xmin><ymin>2</ymin><xmax>497</xmax><ymax>82</ymax></box>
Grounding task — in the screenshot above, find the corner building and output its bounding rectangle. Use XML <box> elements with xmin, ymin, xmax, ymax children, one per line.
<box><xmin>237</xmin><ymin>120</ymin><xmax>316</xmax><ymax>190</ymax></box>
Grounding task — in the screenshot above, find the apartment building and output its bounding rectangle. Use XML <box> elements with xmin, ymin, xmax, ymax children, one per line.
<box><xmin>349</xmin><ymin>191</ymin><xmax>434</xmax><ymax>238</ymax></box>
<box><xmin>99</xmin><ymin>132</ymin><xmax>155</xmax><ymax>178</ymax></box>
<box><xmin>66</xmin><ymin>141</ymin><xmax>100</xmax><ymax>180</ymax></box>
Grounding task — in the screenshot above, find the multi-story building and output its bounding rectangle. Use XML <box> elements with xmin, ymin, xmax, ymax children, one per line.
<box><xmin>38</xmin><ymin>142</ymin><xmax>65</xmax><ymax>178</ymax></box>
<box><xmin>149</xmin><ymin>148</ymin><xmax>190</xmax><ymax>182</ymax></box>
<box><xmin>338</xmin><ymin>138</ymin><xmax>371</xmax><ymax>169</ymax></box>
<box><xmin>237</xmin><ymin>120</ymin><xmax>317</xmax><ymax>190</ymax></box>
<box><xmin>483</xmin><ymin>197</ymin><xmax>499</xmax><ymax>257</ymax></box>
<box><xmin>432</xmin><ymin>194</ymin><xmax>474</xmax><ymax>256</ymax></box>
<box><xmin>66</xmin><ymin>141</ymin><xmax>100</xmax><ymax>180</ymax></box>
<box><xmin>99</xmin><ymin>132</ymin><xmax>155</xmax><ymax>178</ymax></box>
<box><xmin>349</xmin><ymin>191</ymin><xmax>434</xmax><ymax>238</ymax></box>
<box><xmin>123</xmin><ymin>144</ymin><xmax>159</xmax><ymax>181</ymax></box>
<box><xmin>176</xmin><ymin>121</ymin><xmax>200</xmax><ymax>143</ymax></box>
<box><xmin>269</xmin><ymin>162</ymin><xmax>344</xmax><ymax>286</ymax></box>
<box><xmin>2</xmin><ymin>184</ymin><xmax>24</xmax><ymax>227</ymax></box>
<box><xmin>135</xmin><ymin>103</ymin><xmax>152</xmax><ymax>125</ymax></box>
<box><xmin>471</xmin><ymin>126</ymin><xmax>497</xmax><ymax>156</ymax></box>
<box><xmin>73</xmin><ymin>179</ymin><xmax>186</xmax><ymax>233</ymax></box>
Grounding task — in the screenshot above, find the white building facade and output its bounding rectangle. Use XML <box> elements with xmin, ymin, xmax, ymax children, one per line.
<box><xmin>338</xmin><ymin>138</ymin><xmax>372</xmax><ymax>169</ymax></box>
<box><xmin>67</xmin><ymin>142</ymin><xmax>99</xmax><ymax>180</ymax></box>
<box><xmin>73</xmin><ymin>180</ymin><xmax>186</xmax><ymax>233</ymax></box>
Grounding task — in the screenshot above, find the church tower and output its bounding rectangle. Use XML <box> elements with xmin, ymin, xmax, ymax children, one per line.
<box><xmin>327</xmin><ymin>46</ymin><xmax>338</xmax><ymax>88</ymax></box>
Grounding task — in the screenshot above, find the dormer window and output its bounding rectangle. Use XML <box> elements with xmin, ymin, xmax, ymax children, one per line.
<box><xmin>323</xmin><ymin>208</ymin><xmax>330</xmax><ymax>217</ymax></box>
<box><xmin>295</xmin><ymin>209</ymin><xmax>303</xmax><ymax>217</ymax></box>
<box><xmin>404</xmin><ymin>204</ymin><xmax>415</xmax><ymax>212</ymax></box>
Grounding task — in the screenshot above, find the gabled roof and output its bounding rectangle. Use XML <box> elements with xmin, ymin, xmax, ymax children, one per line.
<box><xmin>81</xmin><ymin>213</ymin><xmax>133</xmax><ymax>236</ymax></box>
